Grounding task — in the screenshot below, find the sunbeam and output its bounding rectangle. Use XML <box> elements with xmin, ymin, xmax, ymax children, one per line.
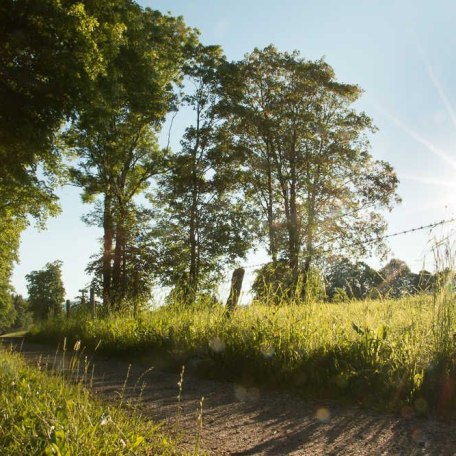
<box><xmin>402</xmin><ymin>196</ymin><xmax>456</xmax><ymax>215</ymax></box>
<box><xmin>401</xmin><ymin>173</ymin><xmax>456</xmax><ymax>188</ymax></box>
<box><xmin>415</xmin><ymin>42</ymin><xmax>456</xmax><ymax>130</ymax></box>
<box><xmin>374</xmin><ymin>103</ymin><xmax>456</xmax><ymax>171</ymax></box>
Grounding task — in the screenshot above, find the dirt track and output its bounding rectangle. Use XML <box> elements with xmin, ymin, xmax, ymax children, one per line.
<box><xmin>3</xmin><ymin>338</ymin><xmax>456</xmax><ymax>455</ymax></box>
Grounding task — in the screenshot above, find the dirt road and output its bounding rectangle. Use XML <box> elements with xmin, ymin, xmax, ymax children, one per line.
<box><xmin>3</xmin><ymin>338</ymin><xmax>456</xmax><ymax>455</ymax></box>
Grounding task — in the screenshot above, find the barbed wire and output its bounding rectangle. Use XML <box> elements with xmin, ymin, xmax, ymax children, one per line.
<box><xmin>240</xmin><ymin>216</ymin><xmax>456</xmax><ymax>271</ymax></box>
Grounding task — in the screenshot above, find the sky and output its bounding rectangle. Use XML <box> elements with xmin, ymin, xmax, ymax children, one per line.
<box><xmin>11</xmin><ymin>0</ymin><xmax>456</xmax><ymax>300</ymax></box>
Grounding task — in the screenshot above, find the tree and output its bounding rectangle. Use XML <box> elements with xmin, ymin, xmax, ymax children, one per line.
<box><xmin>0</xmin><ymin>0</ymin><xmax>132</xmax><ymax>322</ymax></box>
<box><xmin>85</xmin><ymin>205</ymin><xmax>158</xmax><ymax>312</ymax></box>
<box><xmin>0</xmin><ymin>212</ymin><xmax>27</xmax><ymax>329</ymax></box>
<box><xmin>151</xmin><ymin>45</ymin><xmax>256</xmax><ymax>300</ymax></box>
<box><xmin>251</xmin><ymin>260</ymin><xmax>295</xmax><ymax>304</ymax></box>
<box><xmin>0</xmin><ymin>0</ymin><xmax>129</xmax><ymax>221</ymax></box>
<box><xmin>26</xmin><ymin>261</ymin><xmax>65</xmax><ymax>320</ymax></box>
<box><xmin>413</xmin><ymin>269</ymin><xmax>435</xmax><ymax>293</ymax></box>
<box><xmin>63</xmin><ymin>7</ymin><xmax>198</xmax><ymax>310</ymax></box>
<box><xmin>220</xmin><ymin>46</ymin><xmax>400</xmax><ymax>293</ymax></box>
<box><xmin>325</xmin><ymin>257</ymin><xmax>380</xmax><ymax>300</ymax></box>
<box><xmin>377</xmin><ymin>258</ymin><xmax>415</xmax><ymax>298</ymax></box>
<box><xmin>11</xmin><ymin>294</ymin><xmax>32</xmax><ymax>329</ymax></box>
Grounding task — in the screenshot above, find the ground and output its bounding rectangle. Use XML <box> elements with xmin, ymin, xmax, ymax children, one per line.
<box><xmin>2</xmin><ymin>337</ymin><xmax>456</xmax><ymax>455</ymax></box>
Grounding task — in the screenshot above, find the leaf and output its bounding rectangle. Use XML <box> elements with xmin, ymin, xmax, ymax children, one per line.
<box><xmin>375</xmin><ymin>324</ymin><xmax>387</xmax><ymax>340</ymax></box>
<box><xmin>351</xmin><ymin>322</ymin><xmax>364</xmax><ymax>335</ymax></box>
<box><xmin>131</xmin><ymin>435</ymin><xmax>145</xmax><ymax>449</ymax></box>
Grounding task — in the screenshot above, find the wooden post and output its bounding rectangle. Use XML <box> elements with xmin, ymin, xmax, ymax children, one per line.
<box><xmin>225</xmin><ymin>268</ymin><xmax>245</xmax><ymax>314</ymax></box>
<box><xmin>65</xmin><ymin>300</ymin><xmax>71</xmax><ymax>318</ymax></box>
<box><xmin>90</xmin><ymin>286</ymin><xmax>96</xmax><ymax>318</ymax></box>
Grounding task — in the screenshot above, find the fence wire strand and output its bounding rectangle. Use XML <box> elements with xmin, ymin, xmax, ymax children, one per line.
<box><xmin>241</xmin><ymin>216</ymin><xmax>456</xmax><ymax>271</ymax></box>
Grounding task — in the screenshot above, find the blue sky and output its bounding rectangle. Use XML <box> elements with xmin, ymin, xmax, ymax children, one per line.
<box><xmin>12</xmin><ymin>0</ymin><xmax>456</xmax><ymax>299</ymax></box>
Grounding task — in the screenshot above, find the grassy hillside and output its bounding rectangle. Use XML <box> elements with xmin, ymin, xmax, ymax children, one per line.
<box><xmin>31</xmin><ymin>290</ymin><xmax>456</xmax><ymax>412</ymax></box>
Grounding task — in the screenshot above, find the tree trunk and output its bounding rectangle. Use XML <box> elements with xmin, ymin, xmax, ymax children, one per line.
<box><xmin>302</xmin><ymin>190</ymin><xmax>316</xmax><ymax>298</ymax></box>
<box><xmin>90</xmin><ymin>286</ymin><xmax>96</xmax><ymax>318</ymax></box>
<box><xmin>289</xmin><ymin>180</ymin><xmax>300</xmax><ymax>291</ymax></box>
<box><xmin>188</xmin><ymin>106</ymin><xmax>201</xmax><ymax>302</ymax></box>
<box><xmin>189</xmin><ymin>184</ymin><xmax>198</xmax><ymax>301</ymax></box>
<box><xmin>102</xmin><ymin>193</ymin><xmax>113</xmax><ymax>310</ymax></box>
<box><xmin>288</xmin><ymin>132</ymin><xmax>300</xmax><ymax>293</ymax></box>
<box><xmin>112</xmin><ymin>206</ymin><xmax>126</xmax><ymax>309</ymax></box>
<box><xmin>266</xmin><ymin>154</ymin><xmax>278</xmax><ymax>263</ymax></box>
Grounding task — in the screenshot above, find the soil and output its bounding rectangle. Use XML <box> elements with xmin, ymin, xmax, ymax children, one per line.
<box><xmin>3</xmin><ymin>337</ymin><xmax>456</xmax><ymax>455</ymax></box>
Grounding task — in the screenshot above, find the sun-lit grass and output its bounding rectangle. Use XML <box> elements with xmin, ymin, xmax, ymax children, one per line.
<box><xmin>30</xmin><ymin>286</ymin><xmax>456</xmax><ymax>411</ymax></box>
<box><xmin>0</xmin><ymin>346</ymin><xmax>180</xmax><ymax>455</ymax></box>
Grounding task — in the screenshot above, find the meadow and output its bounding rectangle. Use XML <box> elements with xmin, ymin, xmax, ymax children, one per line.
<box><xmin>30</xmin><ymin>286</ymin><xmax>456</xmax><ymax>413</ymax></box>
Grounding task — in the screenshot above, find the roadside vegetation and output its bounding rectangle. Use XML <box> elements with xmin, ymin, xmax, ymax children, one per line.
<box><xmin>0</xmin><ymin>346</ymin><xmax>181</xmax><ymax>455</ymax></box>
<box><xmin>30</xmin><ymin>275</ymin><xmax>456</xmax><ymax>413</ymax></box>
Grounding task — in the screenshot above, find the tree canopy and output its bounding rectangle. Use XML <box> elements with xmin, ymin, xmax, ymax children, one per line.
<box><xmin>26</xmin><ymin>261</ymin><xmax>65</xmax><ymax>320</ymax></box>
<box><xmin>1</xmin><ymin>3</ymin><xmax>408</xmax><ymax>311</ymax></box>
<box><xmin>219</xmin><ymin>46</ymin><xmax>400</xmax><ymax>291</ymax></box>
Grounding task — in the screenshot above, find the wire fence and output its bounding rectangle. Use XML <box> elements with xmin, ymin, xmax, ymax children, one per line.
<box><xmin>239</xmin><ymin>216</ymin><xmax>456</xmax><ymax>271</ymax></box>
<box><xmin>122</xmin><ymin>216</ymin><xmax>456</xmax><ymax>307</ymax></box>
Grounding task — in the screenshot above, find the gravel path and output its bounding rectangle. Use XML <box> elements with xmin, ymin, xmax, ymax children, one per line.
<box><xmin>3</xmin><ymin>338</ymin><xmax>456</xmax><ymax>455</ymax></box>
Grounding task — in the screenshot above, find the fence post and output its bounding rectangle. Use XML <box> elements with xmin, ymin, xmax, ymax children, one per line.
<box><xmin>225</xmin><ymin>267</ymin><xmax>245</xmax><ymax>314</ymax></box>
<box><xmin>65</xmin><ymin>299</ymin><xmax>71</xmax><ymax>318</ymax></box>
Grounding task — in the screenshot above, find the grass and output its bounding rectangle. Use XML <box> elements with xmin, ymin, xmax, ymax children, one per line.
<box><xmin>0</xmin><ymin>345</ymin><xmax>181</xmax><ymax>455</ymax></box>
<box><xmin>30</xmin><ymin>284</ymin><xmax>456</xmax><ymax>412</ymax></box>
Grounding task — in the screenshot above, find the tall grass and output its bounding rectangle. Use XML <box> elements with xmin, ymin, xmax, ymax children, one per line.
<box><xmin>30</xmin><ymin>290</ymin><xmax>456</xmax><ymax>411</ymax></box>
<box><xmin>28</xmin><ymin>243</ymin><xmax>456</xmax><ymax>412</ymax></box>
<box><xmin>0</xmin><ymin>345</ymin><xmax>180</xmax><ymax>455</ymax></box>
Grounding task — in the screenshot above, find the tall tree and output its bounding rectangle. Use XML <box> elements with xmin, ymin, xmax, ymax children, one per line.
<box><xmin>26</xmin><ymin>261</ymin><xmax>65</xmax><ymax>320</ymax></box>
<box><xmin>220</xmin><ymin>46</ymin><xmax>400</xmax><ymax>293</ymax></box>
<box><xmin>0</xmin><ymin>0</ymin><xmax>131</xmax><ymax>320</ymax></box>
<box><xmin>63</xmin><ymin>7</ymin><xmax>198</xmax><ymax>310</ymax></box>
<box><xmin>151</xmin><ymin>45</ymin><xmax>256</xmax><ymax>300</ymax></box>
<box><xmin>0</xmin><ymin>0</ymin><xmax>129</xmax><ymax>220</ymax></box>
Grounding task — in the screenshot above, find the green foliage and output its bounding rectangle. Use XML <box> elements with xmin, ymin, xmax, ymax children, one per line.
<box><xmin>151</xmin><ymin>44</ymin><xmax>257</xmax><ymax>298</ymax></box>
<box><xmin>251</xmin><ymin>260</ymin><xmax>295</xmax><ymax>304</ymax></box>
<box><xmin>325</xmin><ymin>257</ymin><xmax>380</xmax><ymax>300</ymax></box>
<box><xmin>0</xmin><ymin>0</ymin><xmax>128</xmax><ymax>223</ymax></box>
<box><xmin>0</xmin><ymin>212</ymin><xmax>26</xmax><ymax>331</ymax></box>
<box><xmin>0</xmin><ymin>347</ymin><xmax>177</xmax><ymax>455</ymax></box>
<box><xmin>219</xmin><ymin>45</ymin><xmax>400</xmax><ymax>288</ymax></box>
<box><xmin>11</xmin><ymin>295</ymin><xmax>33</xmax><ymax>330</ymax></box>
<box><xmin>62</xmin><ymin>6</ymin><xmax>198</xmax><ymax>310</ymax></box>
<box><xmin>26</xmin><ymin>261</ymin><xmax>65</xmax><ymax>320</ymax></box>
<box><xmin>377</xmin><ymin>258</ymin><xmax>416</xmax><ymax>298</ymax></box>
<box><xmin>0</xmin><ymin>0</ymin><xmax>142</xmax><ymax>325</ymax></box>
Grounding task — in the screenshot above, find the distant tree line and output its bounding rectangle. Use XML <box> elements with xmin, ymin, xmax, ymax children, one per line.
<box><xmin>253</xmin><ymin>257</ymin><xmax>451</xmax><ymax>303</ymax></box>
<box><xmin>1</xmin><ymin>255</ymin><xmax>447</xmax><ymax>332</ymax></box>
<box><xmin>1</xmin><ymin>0</ymin><xmax>404</xmax><ymax>320</ymax></box>
<box><xmin>323</xmin><ymin>257</ymin><xmax>446</xmax><ymax>301</ymax></box>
